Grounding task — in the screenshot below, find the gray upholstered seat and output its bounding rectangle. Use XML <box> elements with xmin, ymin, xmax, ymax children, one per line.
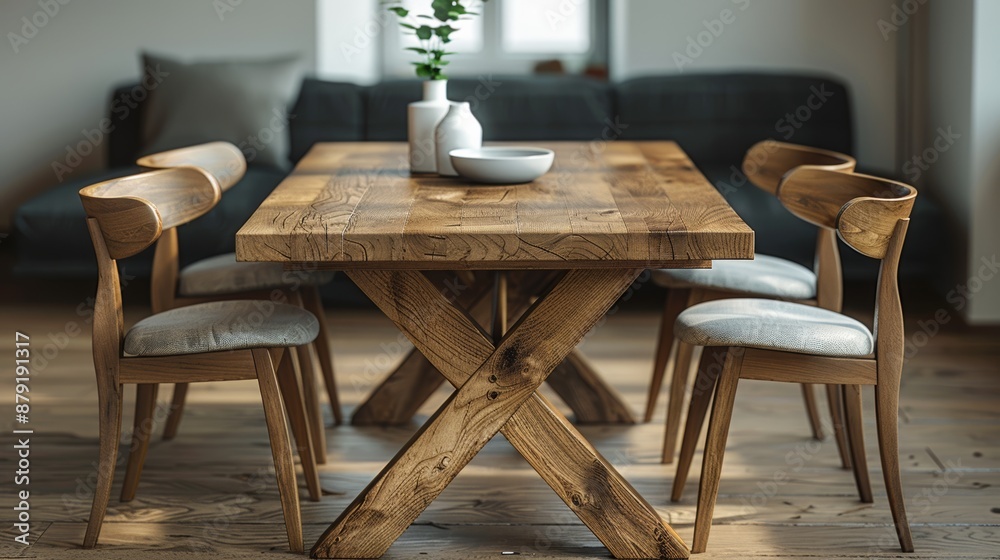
<box><xmin>178</xmin><ymin>253</ymin><xmax>334</xmax><ymax>296</ymax></box>
<box><xmin>675</xmin><ymin>298</ymin><xmax>874</xmax><ymax>358</ymax></box>
<box><xmin>651</xmin><ymin>254</ymin><xmax>816</xmax><ymax>300</ymax></box>
<box><xmin>123</xmin><ymin>300</ymin><xmax>319</xmax><ymax>357</ymax></box>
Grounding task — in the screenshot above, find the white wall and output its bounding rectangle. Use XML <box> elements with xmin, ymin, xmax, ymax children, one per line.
<box><xmin>317</xmin><ymin>0</ymin><xmax>381</xmax><ymax>85</ymax></box>
<box><xmin>968</xmin><ymin>0</ymin><xmax>1000</xmax><ymax>322</ymax></box>
<box><xmin>610</xmin><ymin>0</ymin><xmax>899</xmax><ymax>173</ymax></box>
<box><xmin>0</xmin><ymin>0</ymin><xmax>317</xmax><ymax>229</ymax></box>
<box><xmin>923</xmin><ymin>0</ymin><xmax>1000</xmax><ymax>324</ymax></box>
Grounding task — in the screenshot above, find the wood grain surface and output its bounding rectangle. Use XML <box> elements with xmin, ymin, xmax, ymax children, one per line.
<box><xmin>235</xmin><ymin>142</ymin><xmax>753</xmax><ymax>269</ymax></box>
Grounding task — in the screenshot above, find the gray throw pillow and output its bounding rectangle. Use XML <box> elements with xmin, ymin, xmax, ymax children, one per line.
<box><xmin>140</xmin><ymin>53</ymin><xmax>303</xmax><ymax>169</ymax></box>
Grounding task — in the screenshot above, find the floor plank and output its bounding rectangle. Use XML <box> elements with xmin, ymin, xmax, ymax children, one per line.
<box><xmin>1</xmin><ymin>303</ymin><xmax>997</xmax><ymax>559</ymax></box>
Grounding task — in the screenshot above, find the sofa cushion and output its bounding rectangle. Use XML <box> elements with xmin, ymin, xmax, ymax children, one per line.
<box><xmin>14</xmin><ymin>166</ymin><xmax>287</xmax><ymax>277</ymax></box>
<box><xmin>288</xmin><ymin>79</ymin><xmax>366</xmax><ymax>164</ymax></box>
<box><xmin>139</xmin><ymin>53</ymin><xmax>303</xmax><ymax>169</ymax></box>
<box><xmin>615</xmin><ymin>73</ymin><xmax>853</xmax><ymax>168</ymax></box>
<box><xmin>366</xmin><ymin>76</ymin><xmax>614</xmax><ymax>141</ymax></box>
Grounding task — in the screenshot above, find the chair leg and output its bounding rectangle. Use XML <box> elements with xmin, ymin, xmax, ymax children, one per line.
<box><xmin>662</xmin><ymin>341</ymin><xmax>695</xmax><ymax>464</ymax></box>
<box><xmin>644</xmin><ymin>288</ymin><xmax>688</xmax><ymax>422</ymax></box>
<box><xmin>827</xmin><ymin>384</ymin><xmax>852</xmax><ymax>469</ymax></box>
<box><xmin>671</xmin><ymin>346</ymin><xmax>724</xmax><ymax>502</ymax></box>
<box><xmin>304</xmin><ymin>285</ymin><xmax>342</xmax><ymax>426</ymax></box>
<box><xmin>875</xmin><ymin>383</ymin><xmax>913</xmax><ymax>552</ymax></box>
<box><xmin>842</xmin><ymin>384</ymin><xmax>873</xmax><ymax>503</ymax></box>
<box><xmin>692</xmin><ymin>348</ymin><xmax>743</xmax><ymax>553</ymax></box>
<box><xmin>252</xmin><ymin>348</ymin><xmax>304</xmax><ymax>553</ymax></box>
<box><xmin>161</xmin><ymin>383</ymin><xmax>188</xmax><ymax>440</ymax></box>
<box><xmin>801</xmin><ymin>383</ymin><xmax>824</xmax><ymax>440</ymax></box>
<box><xmin>294</xmin><ymin>343</ymin><xmax>328</xmax><ymax>465</ymax></box>
<box><xmin>83</xmin><ymin>387</ymin><xmax>123</xmax><ymax>548</ymax></box>
<box><xmin>276</xmin><ymin>349</ymin><xmax>322</xmax><ymax>502</ymax></box>
<box><xmin>120</xmin><ymin>383</ymin><xmax>158</xmax><ymax>502</ymax></box>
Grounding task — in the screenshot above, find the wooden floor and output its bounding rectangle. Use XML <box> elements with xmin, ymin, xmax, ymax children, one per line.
<box><xmin>1</xmin><ymin>299</ymin><xmax>998</xmax><ymax>559</ymax></box>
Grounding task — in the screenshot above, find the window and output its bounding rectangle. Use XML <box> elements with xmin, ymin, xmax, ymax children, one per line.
<box><xmin>380</xmin><ymin>0</ymin><xmax>608</xmax><ymax>78</ymax></box>
<box><xmin>501</xmin><ymin>0</ymin><xmax>591</xmax><ymax>54</ymax></box>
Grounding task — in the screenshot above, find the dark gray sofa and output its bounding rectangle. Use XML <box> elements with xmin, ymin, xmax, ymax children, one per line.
<box><xmin>12</xmin><ymin>73</ymin><xmax>942</xmax><ymax>285</ymax></box>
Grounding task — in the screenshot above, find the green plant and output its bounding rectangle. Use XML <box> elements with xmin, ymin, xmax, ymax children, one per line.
<box><xmin>385</xmin><ymin>0</ymin><xmax>487</xmax><ymax>80</ymax></box>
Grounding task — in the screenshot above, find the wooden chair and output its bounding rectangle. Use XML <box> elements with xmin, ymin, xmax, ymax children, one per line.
<box><xmin>79</xmin><ymin>167</ymin><xmax>323</xmax><ymax>552</ymax></box>
<box><xmin>647</xmin><ymin>141</ymin><xmax>858</xmax><ymax>469</ymax></box>
<box><xmin>136</xmin><ymin>142</ymin><xmax>342</xmax><ymax>463</ymax></box>
<box><xmin>670</xmin><ymin>167</ymin><xmax>917</xmax><ymax>552</ymax></box>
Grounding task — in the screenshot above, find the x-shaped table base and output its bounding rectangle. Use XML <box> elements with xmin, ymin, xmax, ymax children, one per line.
<box><xmin>350</xmin><ymin>271</ymin><xmax>636</xmax><ymax>426</ymax></box>
<box><xmin>312</xmin><ymin>268</ymin><xmax>688</xmax><ymax>559</ymax></box>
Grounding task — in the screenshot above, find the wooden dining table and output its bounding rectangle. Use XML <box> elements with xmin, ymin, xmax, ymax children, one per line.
<box><xmin>236</xmin><ymin>141</ymin><xmax>753</xmax><ymax>559</ymax></box>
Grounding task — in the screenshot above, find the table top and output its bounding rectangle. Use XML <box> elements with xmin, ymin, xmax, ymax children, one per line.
<box><xmin>236</xmin><ymin>141</ymin><xmax>753</xmax><ymax>269</ymax></box>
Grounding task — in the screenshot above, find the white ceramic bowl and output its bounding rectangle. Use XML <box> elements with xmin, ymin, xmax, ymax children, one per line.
<box><xmin>449</xmin><ymin>147</ymin><xmax>555</xmax><ymax>184</ymax></box>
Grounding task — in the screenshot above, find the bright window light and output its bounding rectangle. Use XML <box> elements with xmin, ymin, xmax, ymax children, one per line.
<box><xmin>396</xmin><ymin>0</ymin><xmax>484</xmax><ymax>53</ymax></box>
<box><xmin>502</xmin><ymin>0</ymin><xmax>591</xmax><ymax>54</ymax></box>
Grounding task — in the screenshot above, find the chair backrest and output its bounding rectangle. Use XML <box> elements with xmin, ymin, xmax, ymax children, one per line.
<box><xmin>742</xmin><ymin>140</ymin><xmax>856</xmax><ymax>195</ymax></box>
<box><xmin>778</xmin><ymin>167</ymin><xmax>917</xmax><ymax>378</ymax></box>
<box><xmin>136</xmin><ymin>142</ymin><xmax>245</xmax><ymax>312</ymax></box>
<box><xmin>79</xmin><ymin>167</ymin><xmax>220</xmax><ymax>383</ymax></box>
<box><xmin>137</xmin><ymin>141</ymin><xmax>247</xmax><ymax>192</ymax></box>
<box><xmin>742</xmin><ymin>141</ymin><xmax>856</xmax><ymax>311</ymax></box>
<box><xmin>80</xmin><ymin>167</ymin><xmax>221</xmax><ymax>260</ymax></box>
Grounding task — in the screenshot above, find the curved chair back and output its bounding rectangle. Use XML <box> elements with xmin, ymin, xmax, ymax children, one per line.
<box><xmin>777</xmin><ymin>167</ymin><xmax>916</xmax><ymax>256</ymax></box>
<box><xmin>80</xmin><ymin>167</ymin><xmax>221</xmax><ymax>259</ymax></box>
<box><xmin>79</xmin><ymin>167</ymin><xmax>220</xmax><ymax>382</ymax></box>
<box><xmin>742</xmin><ymin>141</ymin><xmax>857</xmax><ymax>311</ymax></box>
<box><xmin>778</xmin><ymin>167</ymin><xmax>917</xmax><ymax>378</ymax></box>
<box><xmin>137</xmin><ymin>141</ymin><xmax>246</xmax><ymax>192</ymax></box>
<box><xmin>742</xmin><ymin>140</ymin><xmax>856</xmax><ymax>195</ymax></box>
<box><xmin>135</xmin><ymin>142</ymin><xmax>244</xmax><ymax>312</ymax></box>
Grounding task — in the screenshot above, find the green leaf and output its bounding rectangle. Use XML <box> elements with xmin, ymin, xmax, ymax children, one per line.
<box><xmin>416</xmin><ymin>14</ymin><xmax>434</xmax><ymax>19</ymax></box>
<box><xmin>406</xmin><ymin>47</ymin><xmax>429</xmax><ymax>54</ymax></box>
<box><xmin>398</xmin><ymin>22</ymin><xmax>417</xmax><ymax>30</ymax></box>
<box><xmin>434</xmin><ymin>25</ymin><xmax>456</xmax><ymax>41</ymax></box>
<box><xmin>387</xmin><ymin>6</ymin><xmax>409</xmax><ymax>17</ymax></box>
<box><xmin>414</xmin><ymin>63</ymin><xmax>433</xmax><ymax>78</ymax></box>
<box><xmin>415</xmin><ymin>25</ymin><xmax>433</xmax><ymax>40</ymax></box>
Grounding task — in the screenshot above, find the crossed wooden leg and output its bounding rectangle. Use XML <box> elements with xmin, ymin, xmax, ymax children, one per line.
<box><xmin>313</xmin><ymin>269</ymin><xmax>688</xmax><ymax>559</ymax></box>
<box><xmin>350</xmin><ymin>270</ymin><xmax>636</xmax><ymax>426</ymax></box>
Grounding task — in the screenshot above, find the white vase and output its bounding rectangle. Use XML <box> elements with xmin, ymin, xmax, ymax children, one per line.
<box><xmin>435</xmin><ymin>102</ymin><xmax>483</xmax><ymax>176</ymax></box>
<box><xmin>408</xmin><ymin>80</ymin><xmax>450</xmax><ymax>173</ymax></box>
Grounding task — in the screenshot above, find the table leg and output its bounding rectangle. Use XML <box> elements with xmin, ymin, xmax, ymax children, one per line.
<box><xmin>351</xmin><ymin>271</ymin><xmax>636</xmax><ymax>426</ymax></box>
<box><xmin>548</xmin><ymin>351</ymin><xmax>636</xmax><ymax>424</ymax></box>
<box><xmin>311</xmin><ymin>269</ymin><xmax>688</xmax><ymax>560</ymax></box>
<box><xmin>350</xmin><ymin>350</ymin><xmax>445</xmax><ymax>426</ymax></box>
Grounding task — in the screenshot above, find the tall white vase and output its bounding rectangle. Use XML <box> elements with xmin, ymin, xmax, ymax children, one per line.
<box><xmin>435</xmin><ymin>102</ymin><xmax>483</xmax><ymax>176</ymax></box>
<box><xmin>408</xmin><ymin>80</ymin><xmax>449</xmax><ymax>173</ymax></box>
